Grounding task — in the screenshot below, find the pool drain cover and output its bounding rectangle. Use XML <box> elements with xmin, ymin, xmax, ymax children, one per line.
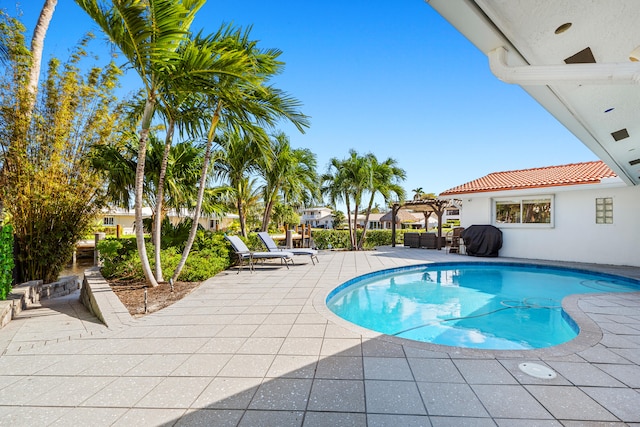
<box><xmin>519</xmin><ymin>363</ymin><xmax>557</xmax><ymax>379</ymax></box>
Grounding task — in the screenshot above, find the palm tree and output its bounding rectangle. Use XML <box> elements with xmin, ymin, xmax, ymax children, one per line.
<box><xmin>75</xmin><ymin>0</ymin><xmax>249</xmax><ymax>286</ymax></box>
<box><xmin>259</xmin><ymin>132</ymin><xmax>318</xmax><ymax>231</ymax></box>
<box><xmin>340</xmin><ymin>150</ymin><xmax>372</xmax><ymax>249</ymax></box>
<box><xmin>321</xmin><ymin>157</ymin><xmax>352</xmax><ymax>246</ymax></box>
<box><xmin>213</xmin><ymin>129</ymin><xmax>272</xmax><ymax>237</ymax></box>
<box><xmin>91</xmin><ymin>133</ymin><xmax>214</xmax><ymax>221</ymax></box>
<box><xmin>331</xmin><ymin>209</ymin><xmax>345</xmax><ymax>229</ymax></box>
<box><xmin>321</xmin><ymin>150</ymin><xmax>370</xmax><ymax>250</ymax></box>
<box><xmin>412</xmin><ymin>187</ymin><xmax>424</xmax><ymax>201</ymax></box>
<box><xmin>171</xmin><ymin>26</ymin><xmax>310</xmax><ymax>282</ymax></box>
<box><xmin>357</xmin><ymin>155</ymin><xmax>406</xmax><ymax>249</ymax></box>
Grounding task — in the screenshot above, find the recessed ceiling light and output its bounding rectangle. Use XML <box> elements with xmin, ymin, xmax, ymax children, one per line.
<box><xmin>604</xmin><ymin>108</ymin><xmax>615</xmax><ymax>113</ymax></box>
<box><xmin>554</xmin><ymin>23</ymin><xmax>572</xmax><ymax>34</ymax></box>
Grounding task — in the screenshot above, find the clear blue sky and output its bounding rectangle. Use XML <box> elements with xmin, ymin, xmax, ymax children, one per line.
<box><xmin>18</xmin><ymin>0</ymin><xmax>597</xmax><ymax>202</ymax></box>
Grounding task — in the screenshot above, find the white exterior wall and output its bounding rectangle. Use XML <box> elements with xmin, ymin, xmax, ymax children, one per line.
<box><xmin>458</xmin><ymin>179</ymin><xmax>640</xmax><ymax>267</ymax></box>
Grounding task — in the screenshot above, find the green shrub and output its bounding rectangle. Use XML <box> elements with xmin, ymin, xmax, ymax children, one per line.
<box><xmin>311</xmin><ymin>229</ymin><xmax>350</xmax><ymax>249</ymax></box>
<box><xmin>97</xmin><ymin>232</ymin><xmax>233</xmax><ymax>282</ymax></box>
<box><xmin>97</xmin><ymin>238</ymin><xmax>144</xmax><ymax>281</ymax></box>
<box><xmin>0</xmin><ymin>225</ymin><xmax>14</xmax><ymax>300</ymax></box>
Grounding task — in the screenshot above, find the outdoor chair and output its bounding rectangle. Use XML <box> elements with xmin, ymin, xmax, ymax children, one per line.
<box><xmin>225</xmin><ymin>235</ymin><xmax>294</xmax><ymax>273</ymax></box>
<box><xmin>257</xmin><ymin>232</ymin><xmax>319</xmax><ymax>265</ymax></box>
<box><xmin>448</xmin><ymin>227</ymin><xmax>465</xmax><ymax>254</ymax></box>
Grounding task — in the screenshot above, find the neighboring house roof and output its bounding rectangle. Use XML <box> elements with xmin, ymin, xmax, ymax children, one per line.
<box><xmin>302</xmin><ymin>207</ymin><xmax>333</xmax><ymax>213</ymax></box>
<box><xmin>379</xmin><ymin>210</ymin><xmax>422</xmax><ymax>223</ymax></box>
<box><xmin>100</xmin><ymin>207</ymin><xmax>238</xmax><ymax>219</ymax></box>
<box><xmin>440</xmin><ymin>161</ymin><xmax>616</xmax><ymax>196</ymax></box>
<box><xmin>366</xmin><ymin>213</ymin><xmax>385</xmax><ymax>222</ymax></box>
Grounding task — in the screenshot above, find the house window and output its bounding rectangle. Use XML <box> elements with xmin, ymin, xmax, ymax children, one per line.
<box><xmin>595</xmin><ymin>197</ymin><xmax>613</xmax><ymax>224</ymax></box>
<box><xmin>446</xmin><ymin>209</ymin><xmax>459</xmax><ymax>216</ymax></box>
<box><xmin>369</xmin><ymin>221</ymin><xmax>381</xmax><ymax>230</ymax></box>
<box><xmin>494</xmin><ymin>196</ymin><xmax>553</xmax><ymax>227</ymax></box>
<box><xmin>103</xmin><ymin>217</ymin><xmax>115</xmax><ymax>226</ymax></box>
<box><xmin>209</xmin><ymin>219</ymin><xmax>217</xmax><ymax>230</ymax></box>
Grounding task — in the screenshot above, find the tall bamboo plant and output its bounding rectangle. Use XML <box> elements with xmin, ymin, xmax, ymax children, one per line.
<box><xmin>0</xmin><ymin>16</ymin><xmax>123</xmax><ymax>282</ymax></box>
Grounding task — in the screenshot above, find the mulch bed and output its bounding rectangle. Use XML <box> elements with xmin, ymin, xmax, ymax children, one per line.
<box><xmin>108</xmin><ymin>280</ymin><xmax>202</xmax><ymax>317</ymax></box>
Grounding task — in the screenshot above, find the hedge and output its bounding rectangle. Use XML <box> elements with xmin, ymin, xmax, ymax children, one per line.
<box><xmin>311</xmin><ymin>229</ymin><xmax>415</xmax><ymax>250</ymax></box>
<box><xmin>0</xmin><ymin>225</ymin><xmax>14</xmax><ymax>300</ymax></box>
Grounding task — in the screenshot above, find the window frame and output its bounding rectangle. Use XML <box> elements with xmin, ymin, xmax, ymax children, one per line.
<box><xmin>492</xmin><ymin>195</ymin><xmax>554</xmax><ymax>228</ymax></box>
<box><xmin>595</xmin><ymin>197</ymin><xmax>613</xmax><ymax>224</ymax></box>
<box><xmin>103</xmin><ymin>217</ymin><xmax>115</xmax><ymax>226</ymax></box>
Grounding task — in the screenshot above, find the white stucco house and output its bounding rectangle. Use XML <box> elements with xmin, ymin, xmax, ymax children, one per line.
<box><xmin>440</xmin><ymin>161</ymin><xmax>640</xmax><ymax>267</ymax></box>
<box><xmin>99</xmin><ymin>207</ymin><xmax>238</xmax><ymax>235</ymax></box>
<box><xmin>301</xmin><ymin>207</ymin><xmax>335</xmax><ymax>229</ymax></box>
<box><xmin>426</xmin><ymin>1</ymin><xmax>640</xmax><ymax>267</ymax></box>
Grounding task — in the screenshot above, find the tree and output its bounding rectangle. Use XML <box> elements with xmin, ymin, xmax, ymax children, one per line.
<box><xmin>322</xmin><ymin>151</ymin><xmax>367</xmax><ymax>249</ymax></box>
<box><xmin>259</xmin><ymin>132</ymin><xmax>318</xmax><ymax>231</ymax></box>
<box><xmin>1</xmin><ymin>1</ymin><xmax>56</xmax><ymax>221</ymax></box>
<box><xmin>76</xmin><ymin>0</ymin><xmax>250</xmax><ymax>286</ymax></box>
<box><xmin>357</xmin><ymin>155</ymin><xmax>406</xmax><ymax>249</ymax></box>
<box><xmin>331</xmin><ymin>209</ymin><xmax>345</xmax><ymax>229</ymax></box>
<box><xmin>412</xmin><ymin>187</ymin><xmax>424</xmax><ymax>201</ymax></box>
<box><xmin>0</xmin><ymin>15</ymin><xmax>123</xmax><ymax>282</ymax></box>
<box><xmin>321</xmin><ymin>157</ymin><xmax>352</xmax><ymax>246</ymax></box>
<box><xmin>271</xmin><ymin>203</ymin><xmax>300</xmax><ymax>230</ymax></box>
<box><xmin>91</xmin><ymin>132</ymin><xmax>223</xmax><ymax>221</ymax></box>
<box><xmin>213</xmin><ymin>129</ymin><xmax>272</xmax><ymax>237</ymax></box>
<box><xmin>170</xmin><ymin>26</ymin><xmax>309</xmax><ymax>282</ymax></box>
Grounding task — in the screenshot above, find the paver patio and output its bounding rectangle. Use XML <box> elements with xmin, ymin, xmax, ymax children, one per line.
<box><xmin>0</xmin><ymin>246</ymin><xmax>639</xmax><ymax>426</ymax></box>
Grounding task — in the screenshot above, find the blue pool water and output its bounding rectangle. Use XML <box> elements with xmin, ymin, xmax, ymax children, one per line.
<box><xmin>326</xmin><ymin>263</ymin><xmax>640</xmax><ymax>350</ymax></box>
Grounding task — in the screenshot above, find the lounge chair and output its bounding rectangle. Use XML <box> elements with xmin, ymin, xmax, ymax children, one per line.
<box><xmin>257</xmin><ymin>232</ymin><xmax>319</xmax><ymax>265</ymax></box>
<box><xmin>225</xmin><ymin>235</ymin><xmax>294</xmax><ymax>273</ymax></box>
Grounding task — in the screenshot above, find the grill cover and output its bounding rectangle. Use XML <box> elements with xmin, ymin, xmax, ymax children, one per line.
<box><xmin>461</xmin><ymin>225</ymin><xmax>502</xmax><ymax>257</ymax></box>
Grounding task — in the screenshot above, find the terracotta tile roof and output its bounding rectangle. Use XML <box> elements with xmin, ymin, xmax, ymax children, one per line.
<box><xmin>439</xmin><ymin>161</ymin><xmax>616</xmax><ymax>196</ymax></box>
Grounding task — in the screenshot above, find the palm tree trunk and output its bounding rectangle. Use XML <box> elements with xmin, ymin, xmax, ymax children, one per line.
<box><xmin>135</xmin><ymin>98</ymin><xmax>159</xmax><ymax>287</ymax></box>
<box><xmin>172</xmin><ymin>107</ymin><xmax>221</xmax><ymax>282</ymax></box>
<box><xmin>238</xmin><ymin>197</ymin><xmax>247</xmax><ymax>238</ymax></box>
<box><xmin>352</xmin><ymin>200</ymin><xmax>360</xmax><ymax>250</ymax></box>
<box><xmin>261</xmin><ymin>190</ymin><xmax>277</xmax><ymax>232</ymax></box>
<box><xmin>153</xmin><ymin>119</ymin><xmax>176</xmax><ymax>283</ymax></box>
<box><xmin>345</xmin><ymin>197</ymin><xmax>353</xmax><ymax>250</ymax></box>
<box><xmin>357</xmin><ymin>194</ymin><xmax>375</xmax><ymax>249</ymax></box>
<box><xmin>27</xmin><ymin>0</ymin><xmax>57</xmax><ymax>112</ymax></box>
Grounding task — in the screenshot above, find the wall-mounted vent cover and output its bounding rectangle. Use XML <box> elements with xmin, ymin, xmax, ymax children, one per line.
<box><xmin>612</xmin><ymin>129</ymin><xmax>630</xmax><ymax>141</ymax></box>
<box><xmin>629</xmin><ymin>158</ymin><xmax>640</xmax><ymax>166</ymax></box>
<box><xmin>564</xmin><ymin>47</ymin><xmax>596</xmax><ymax>64</ymax></box>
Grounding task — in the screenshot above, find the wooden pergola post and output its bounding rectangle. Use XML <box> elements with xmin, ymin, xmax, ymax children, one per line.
<box><xmin>391</xmin><ymin>203</ymin><xmax>400</xmax><ymax>247</ymax></box>
<box><xmin>424</xmin><ymin>199</ymin><xmax>450</xmax><ymax>250</ymax></box>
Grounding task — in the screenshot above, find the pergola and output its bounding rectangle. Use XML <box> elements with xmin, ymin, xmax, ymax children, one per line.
<box><xmin>390</xmin><ymin>199</ymin><xmax>456</xmax><ymax>250</ymax></box>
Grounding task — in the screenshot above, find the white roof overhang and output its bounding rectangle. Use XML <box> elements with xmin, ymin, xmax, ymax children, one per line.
<box><xmin>426</xmin><ymin>0</ymin><xmax>640</xmax><ymax>185</ymax></box>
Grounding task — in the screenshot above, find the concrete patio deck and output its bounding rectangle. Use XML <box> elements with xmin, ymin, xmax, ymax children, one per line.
<box><xmin>0</xmin><ymin>246</ymin><xmax>639</xmax><ymax>426</ymax></box>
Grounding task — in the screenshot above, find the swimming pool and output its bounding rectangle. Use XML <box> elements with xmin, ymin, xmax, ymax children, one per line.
<box><xmin>326</xmin><ymin>263</ymin><xmax>640</xmax><ymax>350</ymax></box>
